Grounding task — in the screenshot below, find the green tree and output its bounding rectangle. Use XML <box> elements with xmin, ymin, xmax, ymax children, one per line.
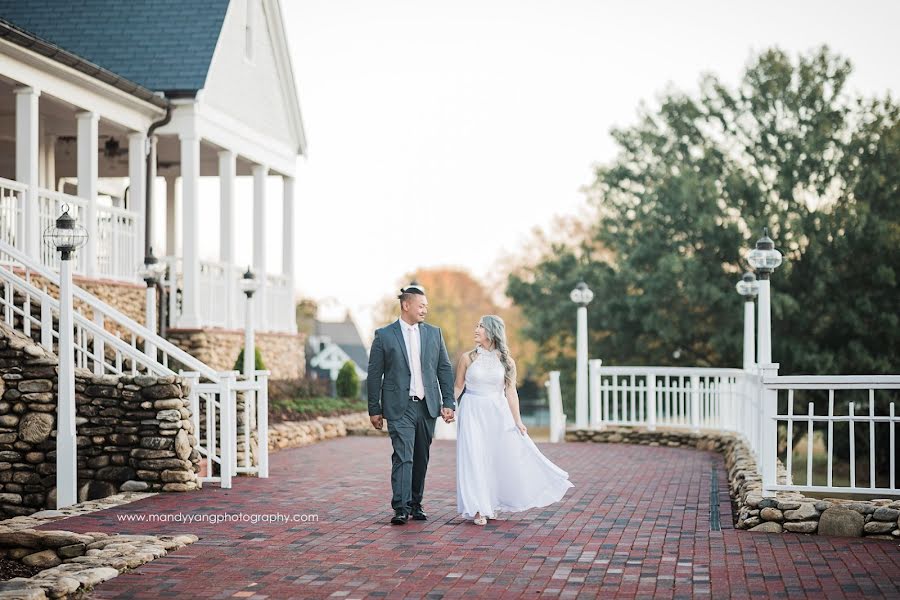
<box><xmin>509</xmin><ymin>46</ymin><xmax>899</xmax><ymax>473</ymax></box>
<box><xmin>233</xmin><ymin>347</ymin><xmax>266</xmax><ymax>372</ymax></box>
<box><xmin>510</xmin><ymin>46</ymin><xmax>899</xmax><ymax>378</ymax></box>
<box><xmin>336</xmin><ymin>361</ymin><xmax>360</xmax><ymax>399</ymax></box>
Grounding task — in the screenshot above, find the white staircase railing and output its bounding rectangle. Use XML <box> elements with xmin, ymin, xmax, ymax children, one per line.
<box><xmin>0</xmin><ymin>239</ymin><xmax>268</xmax><ymax>488</ymax></box>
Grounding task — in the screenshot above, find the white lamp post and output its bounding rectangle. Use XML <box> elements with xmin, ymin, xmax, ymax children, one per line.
<box><xmin>239</xmin><ymin>267</ymin><xmax>261</xmax><ymax>378</ymax></box>
<box><xmin>746</xmin><ymin>228</ymin><xmax>783</xmax><ymax>364</ymax></box>
<box><xmin>137</xmin><ymin>249</ymin><xmax>166</xmax><ymax>361</ymax></box>
<box><xmin>238</xmin><ymin>267</ymin><xmax>263</xmax><ymax>476</ymax></box>
<box><xmin>735</xmin><ymin>271</ymin><xmax>759</xmax><ymax>371</ymax></box>
<box><xmin>43</xmin><ymin>205</ymin><xmax>88</xmax><ymax>509</ymax></box>
<box><xmin>746</xmin><ymin>229</ymin><xmax>783</xmax><ymax>497</ymax></box>
<box><xmin>569</xmin><ymin>281</ymin><xmax>593</xmax><ymax>429</ymax></box>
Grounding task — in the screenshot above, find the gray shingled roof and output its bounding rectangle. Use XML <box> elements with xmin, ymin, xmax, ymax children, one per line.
<box><xmin>0</xmin><ymin>0</ymin><xmax>230</xmax><ymax>93</ymax></box>
<box><xmin>314</xmin><ymin>317</ymin><xmax>369</xmax><ymax>372</ymax></box>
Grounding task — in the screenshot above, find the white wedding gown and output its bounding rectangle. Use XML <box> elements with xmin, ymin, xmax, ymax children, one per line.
<box><xmin>456</xmin><ymin>347</ymin><xmax>574</xmax><ymax>519</ymax></box>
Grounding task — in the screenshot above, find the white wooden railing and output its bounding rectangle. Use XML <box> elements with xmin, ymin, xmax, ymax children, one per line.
<box><xmin>761</xmin><ymin>375</ymin><xmax>900</xmax><ymax>497</ymax></box>
<box><xmin>265</xmin><ymin>273</ymin><xmax>295</xmax><ymax>333</ymax></box>
<box><xmin>0</xmin><ymin>178</ymin><xmax>24</xmax><ymax>250</ymax></box>
<box><xmin>163</xmin><ymin>257</ymin><xmax>295</xmax><ymax>333</ymax></box>
<box><xmin>587</xmin><ymin>365</ymin><xmax>746</xmax><ymax>430</ymax></box>
<box><xmin>554</xmin><ymin>361</ymin><xmax>899</xmax><ymax>498</ymax></box>
<box><xmin>0</xmin><ymin>239</ymin><xmax>268</xmax><ymax>488</ymax></box>
<box><xmin>95</xmin><ymin>204</ymin><xmax>138</xmax><ymax>280</ymax></box>
<box><xmin>0</xmin><ymin>177</ymin><xmax>140</xmax><ymax>281</ymax></box>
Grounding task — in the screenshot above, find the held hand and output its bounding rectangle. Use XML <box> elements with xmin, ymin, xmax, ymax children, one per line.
<box><xmin>441</xmin><ymin>408</ymin><xmax>455</xmax><ymax>423</ymax></box>
<box><xmin>370</xmin><ymin>415</ymin><xmax>384</xmax><ymax>430</ymax></box>
<box><xmin>515</xmin><ymin>420</ymin><xmax>527</xmax><ymax>435</ymax></box>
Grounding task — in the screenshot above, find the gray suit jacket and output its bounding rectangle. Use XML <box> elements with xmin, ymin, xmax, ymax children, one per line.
<box><xmin>367</xmin><ymin>320</ymin><xmax>455</xmax><ymax>421</ymax></box>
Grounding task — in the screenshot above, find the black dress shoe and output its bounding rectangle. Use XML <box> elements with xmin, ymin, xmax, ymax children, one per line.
<box><xmin>391</xmin><ymin>510</ymin><xmax>409</xmax><ymax>525</ymax></box>
<box><xmin>410</xmin><ymin>506</ymin><xmax>427</xmax><ymax>520</ymax></box>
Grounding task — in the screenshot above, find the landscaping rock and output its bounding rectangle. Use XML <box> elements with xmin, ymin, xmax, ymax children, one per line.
<box><xmin>783</xmin><ymin>521</ymin><xmax>818</xmax><ymax>534</ymax></box>
<box><xmin>21</xmin><ymin>549</ymin><xmax>61</xmax><ymax>568</ymax></box>
<box><xmin>817</xmin><ymin>507</ymin><xmax>865</xmax><ymax>538</ymax></box>
<box><xmin>749</xmin><ymin>521</ymin><xmax>783</xmax><ymax>533</ymax></box>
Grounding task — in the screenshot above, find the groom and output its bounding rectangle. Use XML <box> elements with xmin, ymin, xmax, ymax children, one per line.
<box><xmin>367</xmin><ymin>283</ymin><xmax>455</xmax><ymax>525</ymax></box>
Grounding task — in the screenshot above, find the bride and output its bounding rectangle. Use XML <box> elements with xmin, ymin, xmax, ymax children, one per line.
<box><xmin>455</xmin><ymin>315</ymin><xmax>573</xmax><ymax>525</ymax></box>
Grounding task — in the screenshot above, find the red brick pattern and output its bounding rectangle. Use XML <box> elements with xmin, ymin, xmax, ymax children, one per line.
<box><xmin>39</xmin><ymin>438</ymin><xmax>900</xmax><ymax>599</ymax></box>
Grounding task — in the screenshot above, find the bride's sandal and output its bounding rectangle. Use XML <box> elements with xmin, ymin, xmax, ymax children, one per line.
<box><xmin>473</xmin><ymin>514</ymin><xmax>487</xmax><ymax>526</ymax></box>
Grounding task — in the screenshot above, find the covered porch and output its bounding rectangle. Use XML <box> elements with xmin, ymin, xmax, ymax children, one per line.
<box><xmin>0</xmin><ymin>50</ymin><xmax>297</xmax><ymax>334</ymax></box>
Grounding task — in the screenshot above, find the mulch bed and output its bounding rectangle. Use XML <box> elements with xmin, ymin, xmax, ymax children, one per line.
<box><xmin>0</xmin><ymin>557</ymin><xmax>44</xmax><ymax>581</ymax></box>
<box><xmin>268</xmin><ymin>407</ymin><xmax>364</xmax><ymax>424</ymax></box>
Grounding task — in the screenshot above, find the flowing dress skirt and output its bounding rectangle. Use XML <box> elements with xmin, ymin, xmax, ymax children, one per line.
<box><xmin>456</xmin><ymin>389</ymin><xmax>573</xmax><ymax>519</ymax></box>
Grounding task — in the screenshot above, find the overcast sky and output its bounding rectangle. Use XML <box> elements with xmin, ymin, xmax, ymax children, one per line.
<box><xmin>267</xmin><ymin>0</ymin><xmax>899</xmax><ymax>335</ymax></box>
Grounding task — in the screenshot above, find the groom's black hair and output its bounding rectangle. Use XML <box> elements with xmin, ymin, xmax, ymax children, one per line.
<box><xmin>398</xmin><ymin>282</ymin><xmax>425</xmax><ymax>303</ymax></box>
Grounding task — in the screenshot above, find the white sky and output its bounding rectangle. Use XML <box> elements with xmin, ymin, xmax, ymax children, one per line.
<box><xmin>235</xmin><ymin>0</ymin><xmax>900</xmax><ymax>336</ymax></box>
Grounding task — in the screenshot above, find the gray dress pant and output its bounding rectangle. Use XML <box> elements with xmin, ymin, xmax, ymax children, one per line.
<box><xmin>387</xmin><ymin>397</ymin><xmax>436</xmax><ymax>512</ymax></box>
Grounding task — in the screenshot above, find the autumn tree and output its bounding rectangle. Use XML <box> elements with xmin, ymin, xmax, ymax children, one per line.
<box><xmin>373</xmin><ymin>268</ymin><xmax>540</xmax><ymax>387</ymax></box>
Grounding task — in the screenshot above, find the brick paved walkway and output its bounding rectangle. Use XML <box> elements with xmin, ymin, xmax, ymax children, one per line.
<box><xmin>39</xmin><ymin>437</ymin><xmax>900</xmax><ymax>599</ymax></box>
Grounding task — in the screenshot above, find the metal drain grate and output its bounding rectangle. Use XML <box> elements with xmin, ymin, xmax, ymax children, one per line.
<box><xmin>710</xmin><ymin>465</ymin><xmax>722</xmax><ymax>531</ymax></box>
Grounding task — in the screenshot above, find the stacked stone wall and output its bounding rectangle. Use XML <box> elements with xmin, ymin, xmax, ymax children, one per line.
<box><xmin>0</xmin><ymin>323</ymin><xmax>199</xmax><ymax>519</ymax></box>
<box><xmin>166</xmin><ymin>329</ymin><xmax>306</xmax><ymax>379</ymax></box>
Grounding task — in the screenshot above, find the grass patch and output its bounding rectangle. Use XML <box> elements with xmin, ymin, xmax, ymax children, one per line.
<box><xmin>270</xmin><ymin>396</ymin><xmax>367</xmax><ymax>422</ymax></box>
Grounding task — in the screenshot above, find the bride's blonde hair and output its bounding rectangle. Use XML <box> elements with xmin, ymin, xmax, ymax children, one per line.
<box><xmin>469</xmin><ymin>315</ymin><xmax>516</xmax><ymax>389</ymax></box>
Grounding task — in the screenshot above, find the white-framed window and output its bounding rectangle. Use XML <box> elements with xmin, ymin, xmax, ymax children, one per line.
<box><xmin>245</xmin><ymin>0</ymin><xmax>255</xmax><ymax>63</ymax></box>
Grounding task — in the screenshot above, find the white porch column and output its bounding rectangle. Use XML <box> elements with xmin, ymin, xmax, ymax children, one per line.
<box><xmin>219</xmin><ymin>150</ymin><xmax>236</xmax><ymax>328</ymax></box>
<box><xmin>128</xmin><ymin>132</ymin><xmax>147</xmax><ymax>264</ymax></box>
<box><xmin>147</xmin><ymin>136</ymin><xmax>158</xmax><ymax>250</ymax></box>
<box><xmin>15</xmin><ymin>86</ymin><xmax>40</xmax><ymax>258</ymax></box>
<box><xmin>252</xmin><ymin>164</ymin><xmax>268</xmax><ymax>330</ymax></box>
<box><xmin>76</xmin><ymin>111</ymin><xmax>99</xmax><ymax>277</ymax></box>
<box><xmin>41</xmin><ymin>134</ymin><xmax>56</xmax><ymax>190</ymax></box>
<box><xmin>282</xmin><ymin>175</ymin><xmax>296</xmax><ymax>333</ymax></box>
<box><xmin>165</xmin><ymin>175</ymin><xmax>177</xmax><ymax>256</ymax></box>
<box><xmin>180</xmin><ymin>135</ymin><xmax>201</xmax><ymax>328</ymax></box>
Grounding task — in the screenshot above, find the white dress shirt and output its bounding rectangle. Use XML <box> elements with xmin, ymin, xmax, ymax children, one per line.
<box><xmin>398</xmin><ymin>319</ymin><xmax>425</xmax><ymax>399</ymax></box>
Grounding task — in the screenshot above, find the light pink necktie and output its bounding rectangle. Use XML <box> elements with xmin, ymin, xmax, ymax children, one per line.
<box><xmin>410</xmin><ymin>326</ymin><xmax>422</xmax><ymax>397</ymax></box>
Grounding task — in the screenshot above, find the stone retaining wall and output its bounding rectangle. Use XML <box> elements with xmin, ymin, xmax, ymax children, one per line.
<box><xmin>166</xmin><ymin>329</ymin><xmax>306</xmax><ymax>380</ymax></box>
<box><xmin>15</xmin><ymin>273</ymin><xmax>147</xmax><ymax>342</ymax></box>
<box><xmin>568</xmin><ymin>427</ymin><xmax>900</xmax><ymax>540</ymax></box>
<box><xmin>0</xmin><ymin>323</ymin><xmax>200</xmax><ymax>519</ymax></box>
<box><xmin>268</xmin><ymin>412</ymin><xmax>372</xmax><ymax>451</ymax></box>
<box><xmin>74</xmin><ymin>278</ymin><xmax>145</xmax><ymax>327</ymax></box>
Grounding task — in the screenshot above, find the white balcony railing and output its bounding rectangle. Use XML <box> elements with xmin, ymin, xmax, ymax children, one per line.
<box><xmin>163</xmin><ymin>257</ymin><xmax>295</xmax><ymax>334</ymax></box>
<box><xmin>0</xmin><ymin>178</ymin><xmax>25</xmax><ymax>250</ymax></box>
<box><xmin>557</xmin><ymin>362</ymin><xmax>900</xmax><ymax>498</ymax></box>
<box><xmin>265</xmin><ymin>273</ymin><xmax>295</xmax><ymax>333</ymax></box>
<box><xmin>0</xmin><ymin>177</ymin><xmax>140</xmax><ymax>282</ymax></box>
<box><xmin>96</xmin><ymin>203</ymin><xmax>138</xmax><ymax>280</ymax></box>
<box><xmin>37</xmin><ymin>187</ymin><xmax>88</xmax><ymax>275</ymax></box>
